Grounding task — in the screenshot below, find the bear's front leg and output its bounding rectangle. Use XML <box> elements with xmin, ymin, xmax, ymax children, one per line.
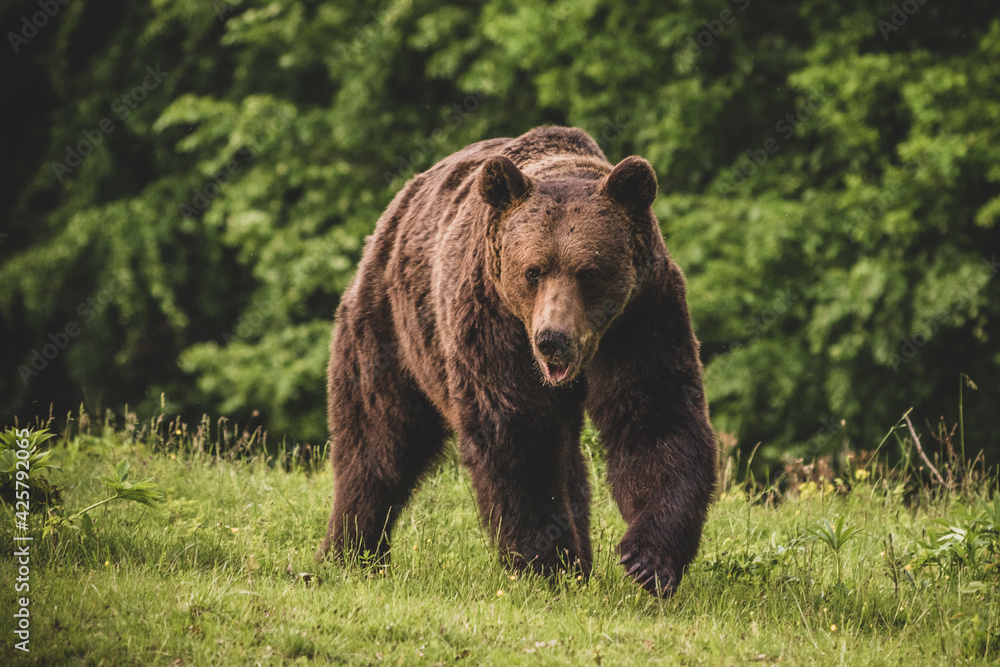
<box><xmin>586</xmin><ymin>278</ymin><xmax>717</xmax><ymax>597</ymax></box>
<box><xmin>457</xmin><ymin>412</ymin><xmax>592</xmax><ymax>577</ymax></box>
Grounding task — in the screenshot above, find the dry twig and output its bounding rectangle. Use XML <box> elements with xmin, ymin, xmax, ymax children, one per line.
<box><xmin>904</xmin><ymin>414</ymin><xmax>946</xmax><ymax>486</ymax></box>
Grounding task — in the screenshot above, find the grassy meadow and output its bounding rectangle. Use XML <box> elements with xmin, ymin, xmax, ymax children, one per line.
<box><xmin>2</xmin><ymin>414</ymin><xmax>998</xmax><ymax>665</ymax></box>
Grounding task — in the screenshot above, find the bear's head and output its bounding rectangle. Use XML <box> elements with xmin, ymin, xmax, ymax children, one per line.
<box><xmin>479</xmin><ymin>154</ymin><xmax>659</xmax><ymax>386</ymax></box>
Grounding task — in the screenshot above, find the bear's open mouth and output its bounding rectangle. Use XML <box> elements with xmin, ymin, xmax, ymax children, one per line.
<box><xmin>543</xmin><ymin>361</ymin><xmax>572</xmax><ymax>385</ymax></box>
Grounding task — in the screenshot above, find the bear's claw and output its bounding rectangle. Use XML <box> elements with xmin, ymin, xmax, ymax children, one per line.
<box><xmin>619</xmin><ymin>548</ymin><xmax>677</xmax><ymax>597</ymax></box>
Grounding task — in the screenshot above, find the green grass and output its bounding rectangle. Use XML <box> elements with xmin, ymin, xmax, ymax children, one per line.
<box><xmin>2</xmin><ymin>419</ymin><xmax>998</xmax><ymax>665</ymax></box>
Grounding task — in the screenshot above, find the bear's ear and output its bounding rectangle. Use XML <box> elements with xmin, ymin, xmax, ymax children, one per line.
<box><xmin>478</xmin><ymin>156</ymin><xmax>532</xmax><ymax>210</ymax></box>
<box><xmin>601</xmin><ymin>156</ymin><xmax>658</xmax><ymax>210</ymax></box>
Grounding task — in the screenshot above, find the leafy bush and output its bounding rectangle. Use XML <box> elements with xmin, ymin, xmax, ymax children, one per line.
<box><xmin>0</xmin><ymin>428</ymin><xmax>59</xmax><ymax>505</ymax></box>
<box><xmin>1</xmin><ymin>427</ymin><xmax>164</xmax><ymax>543</ymax></box>
<box><xmin>911</xmin><ymin>493</ymin><xmax>1000</xmax><ymax>578</ymax></box>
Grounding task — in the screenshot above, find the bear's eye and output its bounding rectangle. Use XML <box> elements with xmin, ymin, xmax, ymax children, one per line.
<box><xmin>524</xmin><ymin>267</ymin><xmax>541</xmax><ymax>284</ymax></box>
<box><xmin>578</xmin><ymin>268</ymin><xmax>599</xmax><ymax>282</ymax></box>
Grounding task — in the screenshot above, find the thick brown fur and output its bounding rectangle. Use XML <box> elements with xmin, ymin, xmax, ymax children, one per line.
<box><xmin>316</xmin><ymin>126</ymin><xmax>717</xmax><ymax>596</ymax></box>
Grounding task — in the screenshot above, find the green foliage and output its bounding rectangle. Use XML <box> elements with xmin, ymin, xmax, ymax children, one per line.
<box><xmin>46</xmin><ymin>456</ymin><xmax>166</xmax><ymax>539</ymax></box>
<box><xmin>1</xmin><ymin>1</ymin><xmax>998</xmax><ymax>470</ymax></box>
<box><xmin>0</xmin><ymin>428</ymin><xmax>58</xmax><ymax>480</ymax></box>
<box><xmin>807</xmin><ymin>515</ymin><xmax>865</xmax><ymax>554</ymax></box>
<box><xmin>0</xmin><ymin>428</ymin><xmax>59</xmax><ymax>503</ymax></box>
<box><xmin>701</xmin><ymin>529</ymin><xmax>806</xmax><ymax>584</ymax></box>
<box><xmin>911</xmin><ymin>493</ymin><xmax>1000</xmax><ymax>578</ymax></box>
<box><xmin>87</xmin><ymin>458</ymin><xmax>166</xmax><ymax>511</ymax></box>
<box><xmin>1</xmin><ymin>426</ymin><xmax>163</xmax><ymax>550</ymax></box>
<box><xmin>806</xmin><ymin>515</ymin><xmax>864</xmax><ymax>585</ymax></box>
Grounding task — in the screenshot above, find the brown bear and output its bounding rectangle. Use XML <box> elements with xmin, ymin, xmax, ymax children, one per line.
<box><xmin>316</xmin><ymin>126</ymin><xmax>717</xmax><ymax>596</ymax></box>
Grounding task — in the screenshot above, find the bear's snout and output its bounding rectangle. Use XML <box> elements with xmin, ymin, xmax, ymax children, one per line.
<box><xmin>533</xmin><ymin>328</ymin><xmax>580</xmax><ymax>385</ymax></box>
<box><xmin>535</xmin><ymin>329</ymin><xmax>572</xmax><ymax>359</ymax></box>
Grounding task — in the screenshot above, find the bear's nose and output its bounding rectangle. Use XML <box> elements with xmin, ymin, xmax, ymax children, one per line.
<box><xmin>535</xmin><ymin>330</ymin><xmax>572</xmax><ymax>359</ymax></box>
